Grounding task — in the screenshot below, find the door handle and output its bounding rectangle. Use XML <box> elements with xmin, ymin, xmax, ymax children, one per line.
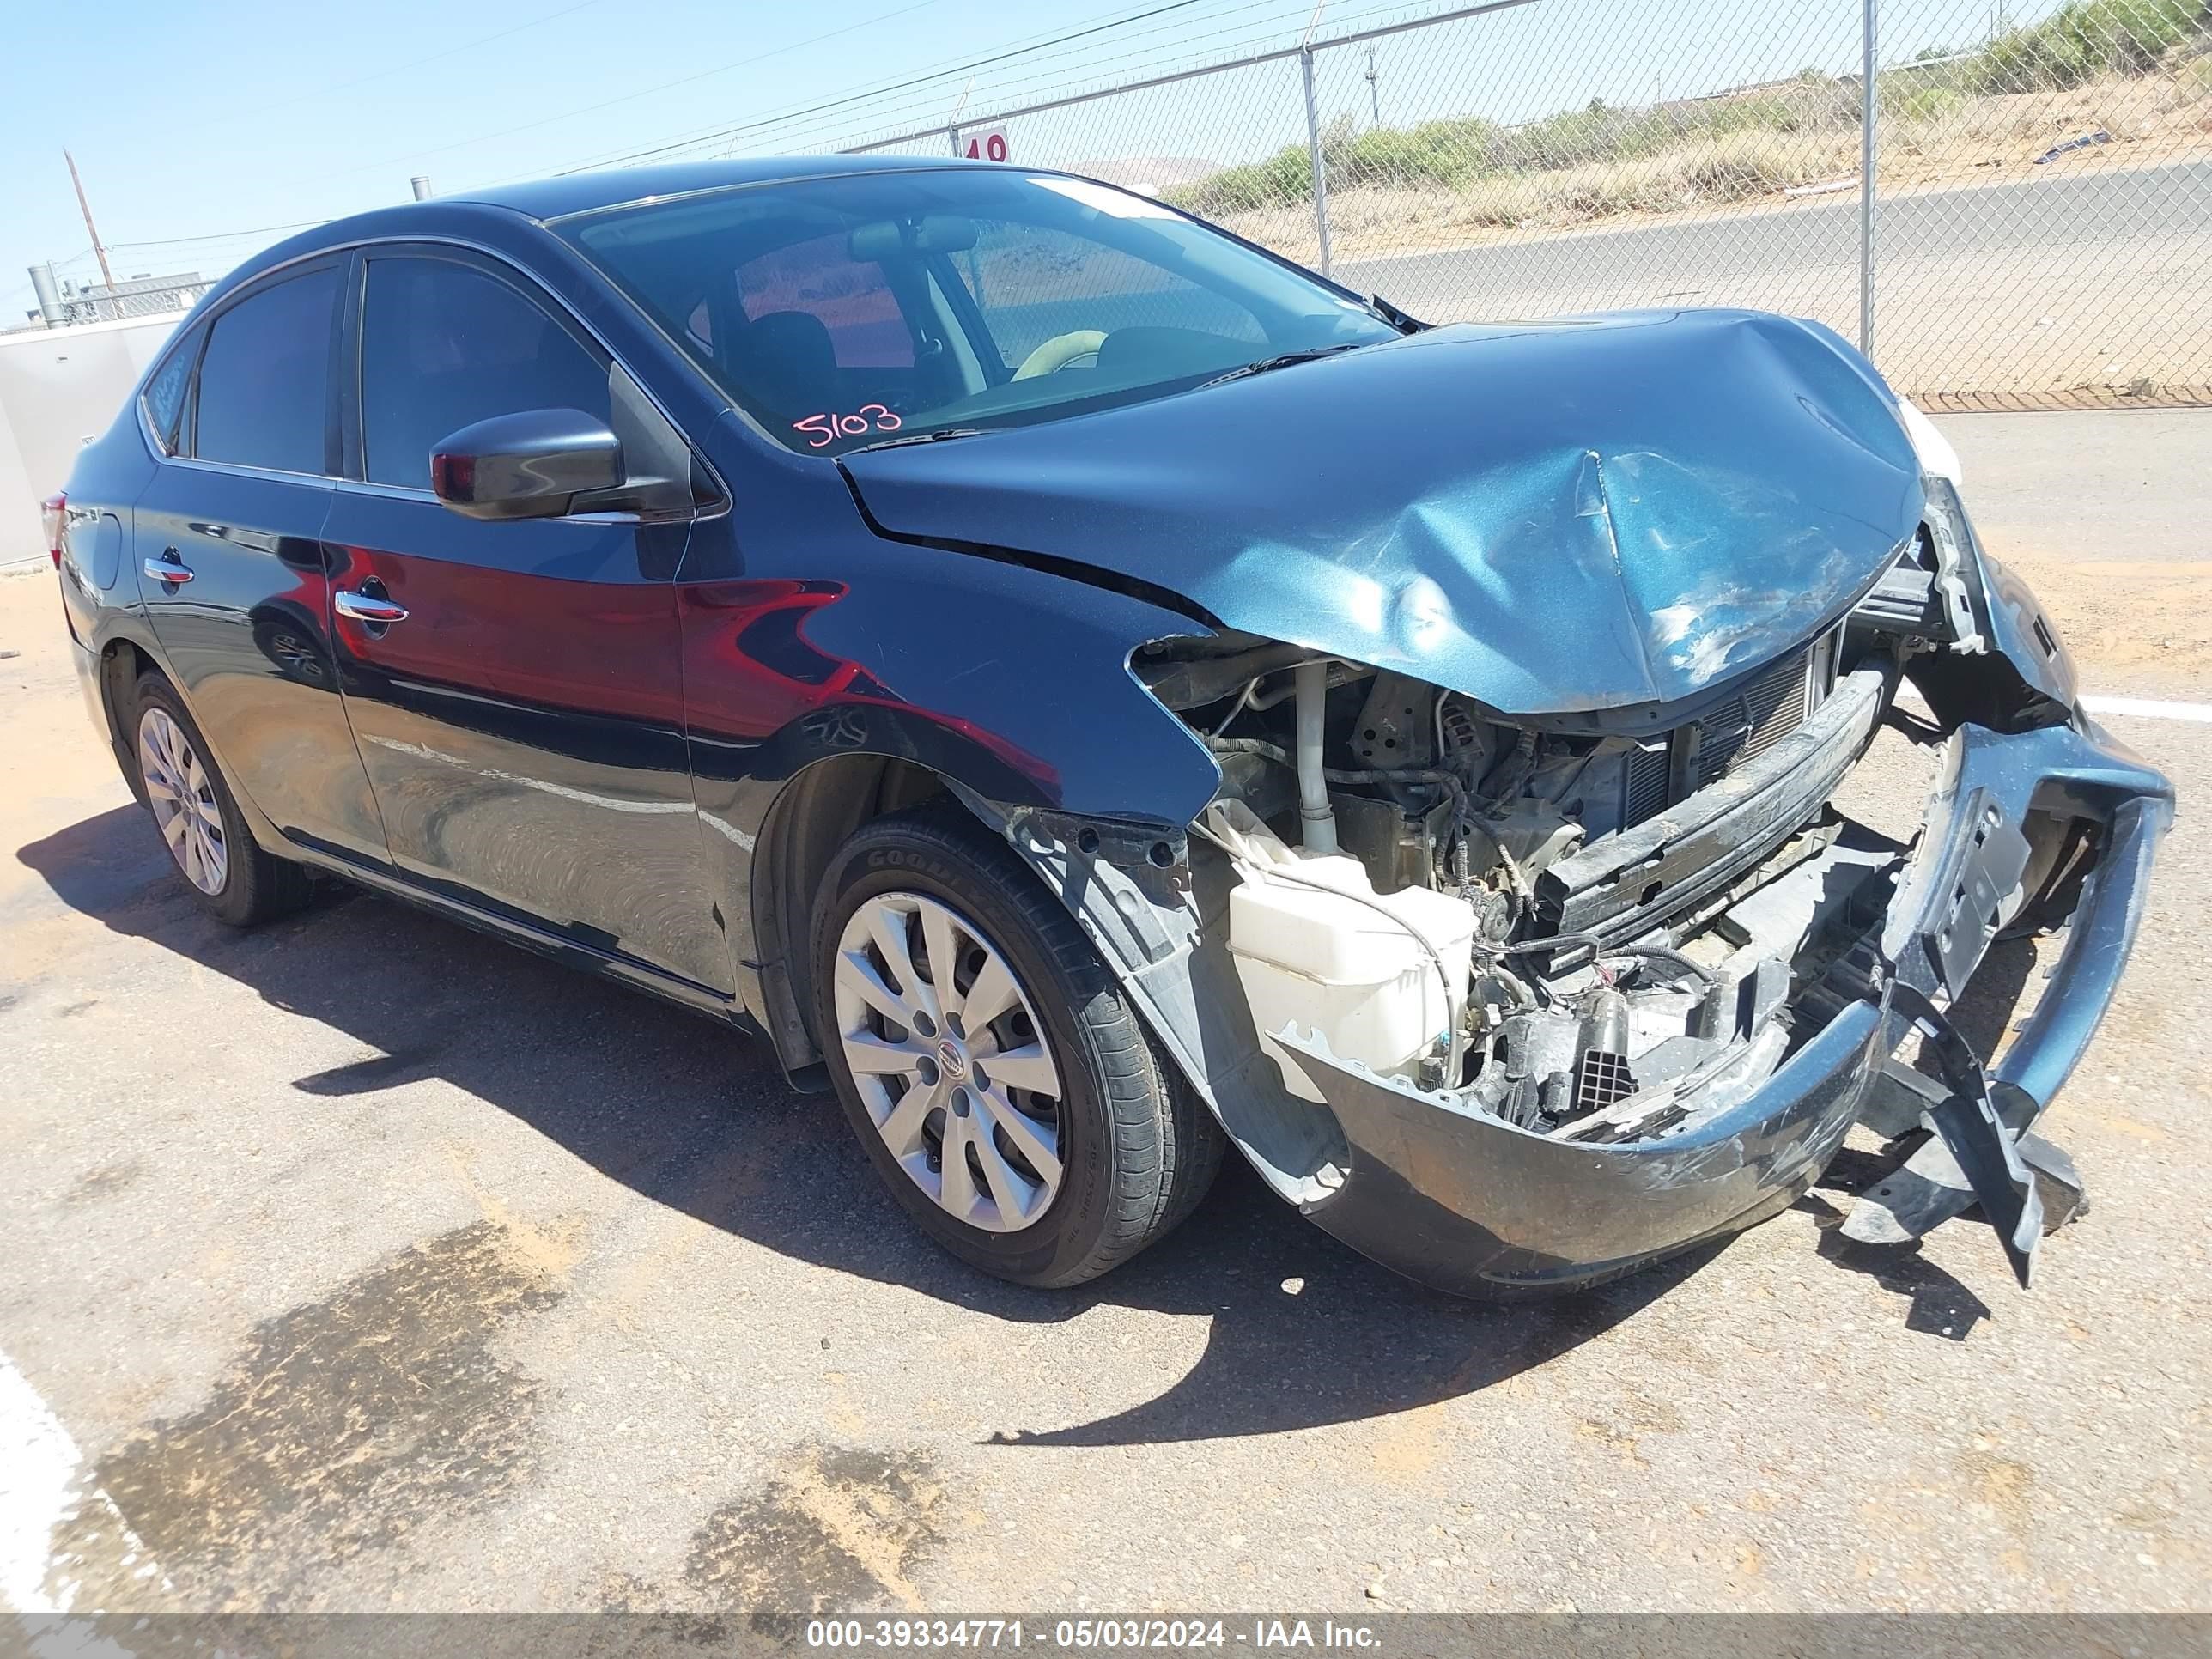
<box><xmin>335</xmin><ymin>589</ymin><xmax>409</xmax><ymax>624</ymax></box>
<box><xmin>143</xmin><ymin>555</ymin><xmax>193</xmax><ymax>585</ymax></box>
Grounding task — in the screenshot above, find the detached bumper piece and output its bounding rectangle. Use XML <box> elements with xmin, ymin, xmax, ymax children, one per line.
<box><xmin>1277</xmin><ymin>717</ymin><xmax>2172</xmax><ymax>1298</ymax></box>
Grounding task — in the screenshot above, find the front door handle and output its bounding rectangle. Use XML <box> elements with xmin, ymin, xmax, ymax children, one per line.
<box><xmin>143</xmin><ymin>556</ymin><xmax>192</xmax><ymax>585</ymax></box>
<box><xmin>335</xmin><ymin>589</ymin><xmax>409</xmax><ymax>624</ymax></box>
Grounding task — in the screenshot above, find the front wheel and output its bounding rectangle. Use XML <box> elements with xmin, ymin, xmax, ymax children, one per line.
<box><xmin>811</xmin><ymin>808</ymin><xmax>1222</xmax><ymax>1288</ymax></box>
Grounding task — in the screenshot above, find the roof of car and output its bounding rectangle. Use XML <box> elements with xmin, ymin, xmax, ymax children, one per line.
<box><xmin>448</xmin><ymin>154</ymin><xmax>1000</xmax><ymax>222</ymax></box>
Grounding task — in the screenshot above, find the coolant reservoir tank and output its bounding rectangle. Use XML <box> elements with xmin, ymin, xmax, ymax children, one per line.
<box><xmin>1217</xmin><ymin>806</ymin><xmax>1475</xmax><ymax>1103</ymax></box>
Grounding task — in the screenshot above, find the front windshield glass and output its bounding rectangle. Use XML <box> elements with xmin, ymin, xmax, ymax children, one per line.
<box><xmin>561</xmin><ymin>168</ymin><xmax>1398</xmax><ymax>454</ymax></box>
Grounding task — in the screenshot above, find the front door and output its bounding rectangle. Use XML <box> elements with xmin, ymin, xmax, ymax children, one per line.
<box><xmin>321</xmin><ymin>246</ymin><xmax>728</xmax><ymax>994</ymax></box>
<box><xmin>134</xmin><ymin>260</ymin><xmax>389</xmax><ymax>866</ymax></box>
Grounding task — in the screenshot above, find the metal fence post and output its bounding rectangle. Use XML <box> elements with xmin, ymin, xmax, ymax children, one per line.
<box><xmin>1300</xmin><ymin>44</ymin><xmax>1334</xmax><ymax>277</ymax></box>
<box><xmin>1859</xmin><ymin>0</ymin><xmax>1878</xmax><ymax>358</ymax></box>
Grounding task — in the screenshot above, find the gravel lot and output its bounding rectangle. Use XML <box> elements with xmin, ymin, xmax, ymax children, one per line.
<box><xmin>1</xmin><ymin>412</ymin><xmax>2206</xmax><ymax>1617</ymax></box>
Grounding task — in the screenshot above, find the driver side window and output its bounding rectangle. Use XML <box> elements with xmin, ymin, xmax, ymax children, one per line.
<box><xmin>361</xmin><ymin>256</ymin><xmax>612</xmax><ymax>491</ymax></box>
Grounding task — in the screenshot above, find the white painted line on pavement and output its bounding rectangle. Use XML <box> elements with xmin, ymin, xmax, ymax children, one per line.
<box><xmin>0</xmin><ymin>1348</ymin><xmax>79</xmax><ymax>1614</ymax></box>
<box><xmin>1897</xmin><ymin>687</ymin><xmax>2212</xmax><ymax>725</ymax></box>
<box><xmin>0</xmin><ymin>1347</ymin><xmax>170</xmax><ymax>1615</ymax></box>
<box><xmin>2081</xmin><ymin>694</ymin><xmax>2212</xmax><ymax>725</ymax></box>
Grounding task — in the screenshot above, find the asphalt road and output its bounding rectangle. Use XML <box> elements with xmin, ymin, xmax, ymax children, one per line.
<box><xmin>1334</xmin><ymin>161</ymin><xmax>2212</xmax><ymax>398</ymax></box>
<box><xmin>1341</xmin><ymin>159</ymin><xmax>2212</xmax><ymax>307</ymax></box>
<box><xmin>1</xmin><ymin>411</ymin><xmax>2207</xmax><ymax>1617</ymax></box>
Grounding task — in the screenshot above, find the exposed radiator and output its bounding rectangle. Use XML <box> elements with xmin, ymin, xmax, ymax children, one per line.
<box><xmin>1690</xmin><ymin>626</ymin><xmax>1839</xmax><ymax>791</ymax></box>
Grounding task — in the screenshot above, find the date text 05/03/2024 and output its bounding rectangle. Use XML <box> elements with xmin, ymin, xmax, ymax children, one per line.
<box><xmin>803</xmin><ymin>1620</ymin><xmax>1383</xmax><ymax>1650</ymax></box>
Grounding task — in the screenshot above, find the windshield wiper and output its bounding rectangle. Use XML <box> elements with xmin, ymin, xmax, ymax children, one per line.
<box><xmin>1199</xmin><ymin>342</ymin><xmax>1369</xmax><ymax>391</ymax></box>
<box><xmin>844</xmin><ymin>426</ymin><xmax>987</xmax><ymax>455</ymax></box>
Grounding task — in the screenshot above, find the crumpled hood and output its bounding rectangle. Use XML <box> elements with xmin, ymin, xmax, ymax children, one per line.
<box><xmin>842</xmin><ymin>309</ymin><xmax>1924</xmax><ymax>716</ymax></box>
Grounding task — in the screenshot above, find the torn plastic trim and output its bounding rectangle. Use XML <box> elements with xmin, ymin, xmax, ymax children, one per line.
<box><xmin>1908</xmin><ymin>476</ymin><xmax>2081</xmax><ymax>732</ymax></box>
<box><xmin>1841</xmin><ymin>781</ymin><xmax>2166</xmax><ymax>1256</ymax></box>
<box><xmin>1922</xmin><ymin>474</ymin><xmax>1988</xmax><ymax>656</ymax></box>
<box><xmin>1268</xmin><ymin>716</ymin><xmax>2171</xmax><ymax>1297</ymax></box>
<box><xmin>951</xmin><ymin>781</ymin><xmax>1353</xmax><ymax>1209</ymax></box>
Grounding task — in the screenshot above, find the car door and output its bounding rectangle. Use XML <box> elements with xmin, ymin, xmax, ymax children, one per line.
<box><xmin>319</xmin><ymin>244</ymin><xmax>729</xmax><ymax>995</ymax></box>
<box><xmin>133</xmin><ymin>258</ymin><xmax>390</xmax><ymax>865</ymax></box>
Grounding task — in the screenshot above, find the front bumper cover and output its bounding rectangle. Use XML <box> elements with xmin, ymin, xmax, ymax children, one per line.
<box><xmin>1278</xmin><ymin>714</ymin><xmax>2172</xmax><ymax>1297</ymax></box>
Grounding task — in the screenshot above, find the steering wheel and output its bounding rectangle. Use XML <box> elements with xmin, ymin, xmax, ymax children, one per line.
<box><xmin>1012</xmin><ymin>330</ymin><xmax>1109</xmax><ymax>380</ymax></box>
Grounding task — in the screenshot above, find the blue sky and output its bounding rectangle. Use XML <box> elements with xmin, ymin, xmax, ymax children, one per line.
<box><xmin>1</xmin><ymin>0</ymin><xmax>2028</xmax><ymax>319</ymax></box>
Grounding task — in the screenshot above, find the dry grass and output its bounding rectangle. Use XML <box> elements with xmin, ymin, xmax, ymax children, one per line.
<box><xmin>1202</xmin><ymin>67</ymin><xmax>2212</xmax><ymax>264</ymax></box>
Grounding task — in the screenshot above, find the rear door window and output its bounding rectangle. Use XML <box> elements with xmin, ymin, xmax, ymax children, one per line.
<box><xmin>360</xmin><ymin>256</ymin><xmax>613</xmax><ymax>492</ymax></box>
<box><xmin>191</xmin><ymin>268</ymin><xmax>341</xmax><ymax>475</ymax></box>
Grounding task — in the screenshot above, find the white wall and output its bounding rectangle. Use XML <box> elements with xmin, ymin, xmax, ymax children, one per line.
<box><xmin>0</xmin><ymin>312</ymin><xmax>185</xmax><ymax>562</ymax></box>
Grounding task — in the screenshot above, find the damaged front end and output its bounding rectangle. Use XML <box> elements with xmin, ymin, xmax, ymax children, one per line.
<box><xmin>866</xmin><ymin>310</ymin><xmax>2173</xmax><ymax>1298</ymax></box>
<box><xmin>990</xmin><ymin>463</ymin><xmax>2169</xmax><ymax>1299</ymax></box>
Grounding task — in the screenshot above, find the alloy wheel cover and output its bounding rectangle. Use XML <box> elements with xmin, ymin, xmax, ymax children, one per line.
<box><xmin>832</xmin><ymin>890</ymin><xmax>1066</xmax><ymax>1233</ymax></box>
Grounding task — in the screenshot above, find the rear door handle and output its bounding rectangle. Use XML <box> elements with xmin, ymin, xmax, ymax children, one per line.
<box><xmin>335</xmin><ymin>589</ymin><xmax>409</xmax><ymax>624</ymax></box>
<box><xmin>143</xmin><ymin>555</ymin><xmax>192</xmax><ymax>584</ymax></box>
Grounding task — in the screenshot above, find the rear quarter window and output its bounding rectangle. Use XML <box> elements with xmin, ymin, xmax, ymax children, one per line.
<box><xmin>141</xmin><ymin>322</ymin><xmax>204</xmax><ymax>453</ymax></box>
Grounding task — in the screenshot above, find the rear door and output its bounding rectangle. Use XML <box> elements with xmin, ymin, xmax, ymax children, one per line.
<box><xmin>320</xmin><ymin>245</ymin><xmax>728</xmax><ymax>994</ymax></box>
<box><xmin>134</xmin><ymin>259</ymin><xmax>389</xmax><ymax>865</ymax></box>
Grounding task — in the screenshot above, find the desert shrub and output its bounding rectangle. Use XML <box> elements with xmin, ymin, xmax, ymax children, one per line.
<box><xmin>1334</xmin><ymin>116</ymin><xmax>1503</xmax><ymax>190</ymax></box>
<box><xmin>1170</xmin><ymin>143</ymin><xmax>1313</xmax><ymax>213</ymax></box>
<box><xmin>1971</xmin><ymin>0</ymin><xmax>2204</xmax><ymax>92</ymax></box>
<box><xmin>1886</xmin><ymin>81</ymin><xmax>1968</xmax><ymax>121</ymax></box>
<box><xmin>1169</xmin><ymin>0</ymin><xmax>2203</xmax><ymax>225</ymax></box>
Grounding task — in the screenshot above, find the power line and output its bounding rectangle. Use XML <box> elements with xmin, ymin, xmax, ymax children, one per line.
<box><xmin>568</xmin><ymin>0</ymin><xmax>1219</xmax><ymax>172</ymax></box>
<box><xmin>755</xmin><ymin>0</ymin><xmax>1311</xmax><ymax>147</ymax></box>
<box><xmin>105</xmin><ymin>219</ymin><xmax>329</xmax><ymax>252</ymax></box>
<box><xmin>465</xmin><ymin>0</ymin><xmax>1258</xmax><ymax>184</ymax></box>
<box><xmin>194</xmin><ymin>0</ymin><xmax>615</xmax><ymax>132</ymax></box>
<box><xmin>295</xmin><ymin>0</ymin><xmax>951</xmax><ymax>189</ymax></box>
<box><xmin>763</xmin><ymin>0</ymin><xmax>1407</xmax><ymax>155</ymax></box>
<box><xmin>704</xmin><ymin>0</ymin><xmax>1413</xmax><ymax>163</ymax></box>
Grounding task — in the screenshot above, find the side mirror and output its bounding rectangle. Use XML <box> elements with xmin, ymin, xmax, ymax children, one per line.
<box><xmin>429</xmin><ymin>409</ymin><xmax>624</xmax><ymax>521</ymax></box>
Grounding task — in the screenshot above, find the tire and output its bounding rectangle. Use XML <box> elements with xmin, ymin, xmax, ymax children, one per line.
<box><xmin>811</xmin><ymin>807</ymin><xmax>1223</xmax><ymax>1288</ymax></box>
<box><xmin>130</xmin><ymin>670</ymin><xmax>313</xmax><ymax>927</ymax></box>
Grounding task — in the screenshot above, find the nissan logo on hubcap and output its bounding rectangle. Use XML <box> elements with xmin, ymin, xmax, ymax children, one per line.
<box><xmin>937</xmin><ymin>1038</ymin><xmax>968</xmax><ymax>1079</ymax></box>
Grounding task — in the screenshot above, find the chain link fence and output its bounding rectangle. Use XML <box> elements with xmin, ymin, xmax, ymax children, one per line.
<box><xmin>844</xmin><ymin>0</ymin><xmax>2212</xmax><ymax>410</ymax></box>
<box><xmin>16</xmin><ymin>271</ymin><xmax>215</xmax><ymax>331</ymax></box>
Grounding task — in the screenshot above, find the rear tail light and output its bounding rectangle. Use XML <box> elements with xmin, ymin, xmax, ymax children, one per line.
<box><xmin>41</xmin><ymin>491</ymin><xmax>67</xmax><ymax>568</ymax></box>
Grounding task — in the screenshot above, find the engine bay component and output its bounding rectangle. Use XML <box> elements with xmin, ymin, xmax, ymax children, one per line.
<box><xmin>1210</xmin><ymin>799</ymin><xmax>1476</xmax><ymax>1104</ymax></box>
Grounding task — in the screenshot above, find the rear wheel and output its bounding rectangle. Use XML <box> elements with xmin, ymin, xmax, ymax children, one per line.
<box><xmin>811</xmin><ymin>808</ymin><xmax>1222</xmax><ymax>1288</ymax></box>
<box><xmin>131</xmin><ymin>672</ymin><xmax>313</xmax><ymax>927</ymax></box>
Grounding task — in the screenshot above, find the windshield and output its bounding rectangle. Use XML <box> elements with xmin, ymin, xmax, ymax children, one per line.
<box><xmin>561</xmin><ymin>168</ymin><xmax>1399</xmax><ymax>455</ymax></box>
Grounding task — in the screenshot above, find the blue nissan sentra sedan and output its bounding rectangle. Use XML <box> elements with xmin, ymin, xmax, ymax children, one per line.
<box><xmin>46</xmin><ymin>156</ymin><xmax>2171</xmax><ymax>1298</ymax></box>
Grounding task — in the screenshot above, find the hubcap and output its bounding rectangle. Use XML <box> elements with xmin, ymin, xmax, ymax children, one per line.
<box><xmin>137</xmin><ymin>707</ymin><xmax>228</xmax><ymax>896</ymax></box>
<box><xmin>833</xmin><ymin>890</ymin><xmax>1066</xmax><ymax>1233</ymax></box>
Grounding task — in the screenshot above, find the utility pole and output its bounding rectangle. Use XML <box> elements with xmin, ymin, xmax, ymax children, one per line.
<box><xmin>64</xmin><ymin>150</ymin><xmax>115</xmax><ymax>291</ymax></box>
<box><xmin>1364</xmin><ymin>48</ymin><xmax>1380</xmax><ymax>129</ymax></box>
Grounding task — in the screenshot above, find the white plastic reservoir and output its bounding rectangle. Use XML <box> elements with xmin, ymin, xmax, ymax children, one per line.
<box><xmin>1212</xmin><ymin>802</ymin><xmax>1476</xmax><ymax>1103</ymax></box>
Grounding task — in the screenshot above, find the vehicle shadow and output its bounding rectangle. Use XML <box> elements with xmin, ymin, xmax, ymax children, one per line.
<box><xmin>27</xmin><ymin>805</ymin><xmax>1737</xmax><ymax>1445</ymax></box>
